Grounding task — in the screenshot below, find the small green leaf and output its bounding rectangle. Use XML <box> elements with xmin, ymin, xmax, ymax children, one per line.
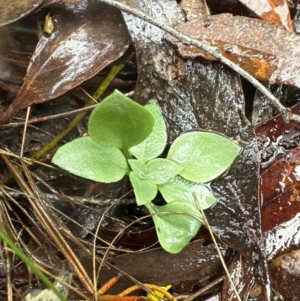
<box><xmin>129</xmin><ymin>172</ymin><xmax>157</xmax><ymax>205</ymax></box>
<box><xmin>145</xmin><ymin>202</ymin><xmax>202</xmax><ymax>254</ymax></box>
<box><xmin>52</xmin><ymin>137</ymin><xmax>128</xmax><ymax>183</ymax></box>
<box><xmin>167</xmin><ymin>131</ymin><xmax>241</xmax><ymax>183</ymax></box>
<box><xmin>158</xmin><ymin>176</ymin><xmax>217</xmax><ymax>209</ymax></box>
<box><xmin>130</xmin><ymin>100</ymin><xmax>167</xmax><ymax>162</ymax></box>
<box><xmin>146</xmin><ymin>158</ymin><xmax>182</xmax><ymax>185</ymax></box>
<box><xmin>89</xmin><ymin>90</ymin><xmax>154</xmax><ymax>157</ymax></box>
<box><xmin>128</xmin><ymin>159</ymin><xmax>147</xmax><ymax>179</ymax></box>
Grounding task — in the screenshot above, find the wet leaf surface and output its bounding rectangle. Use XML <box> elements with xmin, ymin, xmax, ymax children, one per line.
<box><xmin>207</xmin><ymin>0</ymin><xmax>259</xmax><ymax>16</ymax></box>
<box><xmin>120</xmin><ymin>1</ymin><xmax>271</xmax><ymax>298</ymax></box>
<box><xmin>85</xmin><ymin>240</ymin><xmax>227</xmax><ymax>293</ymax></box>
<box><xmin>237</xmin><ymin>0</ymin><xmax>293</xmax><ymax>30</ymax></box>
<box><xmin>2</xmin><ymin>0</ymin><xmax>300</xmax><ymax>299</ymax></box>
<box><xmin>250</xmin><ymin>98</ymin><xmax>300</xmax><ymax>299</ymax></box>
<box><xmin>0</xmin><ymin>0</ymin><xmax>131</xmax><ymax>124</ymax></box>
<box><xmin>0</xmin><ymin>18</ymin><xmax>37</xmax><ymax>95</ymax></box>
<box><xmin>261</xmin><ymin>146</ymin><xmax>300</xmax><ymax>259</ymax></box>
<box><xmin>268</xmin><ymin>250</ymin><xmax>300</xmax><ymax>299</ymax></box>
<box><xmin>0</xmin><ymin>0</ymin><xmax>43</xmax><ymax>27</ymax></box>
<box><xmin>256</xmin><ymin>102</ymin><xmax>300</xmax><ymax>170</ymax></box>
<box><xmin>122</xmin><ymin>0</ymin><xmax>264</xmax><ymax>262</ymax></box>
<box><xmin>222</xmin><ymin>254</ymin><xmax>254</xmax><ymax>300</ymax></box>
<box><xmin>0</xmin><ymin>22</ymin><xmax>37</xmax><ymax>68</ymax></box>
<box><xmin>293</xmin><ymin>4</ymin><xmax>300</xmax><ymax>34</ymax></box>
<box><xmin>166</xmin><ymin>14</ymin><xmax>300</xmax><ymax>88</ymax></box>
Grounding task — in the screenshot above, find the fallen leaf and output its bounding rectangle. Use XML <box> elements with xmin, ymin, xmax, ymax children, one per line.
<box><xmin>0</xmin><ymin>0</ymin><xmax>131</xmax><ymax>124</ymax></box>
<box><xmin>294</xmin><ymin>4</ymin><xmax>300</xmax><ymax>33</ymax></box>
<box><xmin>0</xmin><ymin>23</ymin><xmax>37</xmax><ymax>68</ymax></box>
<box><xmin>253</xmin><ymin>99</ymin><xmax>300</xmax><ymax>261</ymax></box>
<box><xmin>165</xmin><ymin>14</ymin><xmax>300</xmax><ymax>88</ymax></box>
<box><xmin>122</xmin><ymin>0</ymin><xmax>263</xmax><ymax>261</ymax></box>
<box><xmin>0</xmin><ymin>0</ymin><xmax>43</xmax><ymax>27</ymax></box>
<box><xmin>222</xmin><ymin>254</ymin><xmax>254</xmax><ymax>300</ymax></box>
<box><xmin>237</xmin><ymin>0</ymin><xmax>293</xmax><ymax>30</ymax></box>
<box><xmin>121</xmin><ymin>0</ymin><xmax>270</xmax><ymax>297</ymax></box>
<box><xmin>268</xmin><ymin>250</ymin><xmax>300</xmax><ymax>299</ymax></box>
<box><xmin>261</xmin><ymin>146</ymin><xmax>300</xmax><ymax>259</ymax></box>
<box><xmin>0</xmin><ymin>21</ymin><xmax>36</xmax><ymax>94</ymax></box>
<box><xmin>180</xmin><ymin>0</ymin><xmax>209</xmax><ymax>20</ymax></box>
<box><xmin>81</xmin><ymin>240</ymin><xmax>227</xmax><ymax>293</ymax></box>
<box><xmin>256</xmin><ymin>102</ymin><xmax>300</xmax><ymax>170</ymax></box>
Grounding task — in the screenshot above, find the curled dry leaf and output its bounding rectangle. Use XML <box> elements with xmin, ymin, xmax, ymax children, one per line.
<box><xmin>165</xmin><ymin>14</ymin><xmax>300</xmax><ymax>88</ymax></box>
<box><xmin>0</xmin><ymin>0</ymin><xmax>44</xmax><ymax>27</ymax></box>
<box><xmin>238</xmin><ymin>0</ymin><xmax>293</xmax><ymax>30</ymax></box>
<box><xmin>0</xmin><ymin>0</ymin><xmax>131</xmax><ymax>124</ymax></box>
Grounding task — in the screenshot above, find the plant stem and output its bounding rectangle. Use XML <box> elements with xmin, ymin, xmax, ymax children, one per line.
<box><xmin>97</xmin><ymin>0</ymin><xmax>300</xmax><ymax>122</ymax></box>
<box><xmin>33</xmin><ymin>63</ymin><xmax>125</xmax><ymax>160</ymax></box>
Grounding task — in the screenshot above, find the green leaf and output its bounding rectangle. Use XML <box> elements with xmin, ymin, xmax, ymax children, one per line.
<box><xmin>167</xmin><ymin>131</ymin><xmax>241</xmax><ymax>183</ymax></box>
<box><xmin>128</xmin><ymin>159</ymin><xmax>147</xmax><ymax>179</ymax></box>
<box><xmin>146</xmin><ymin>158</ymin><xmax>182</xmax><ymax>185</ymax></box>
<box><xmin>130</xmin><ymin>100</ymin><xmax>167</xmax><ymax>162</ymax></box>
<box><xmin>89</xmin><ymin>90</ymin><xmax>154</xmax><ymax>157</ymax></box>
<box><xmin>145</xmin><ymin>202</ymin><xmax>202</xmax><ymax>254</ymax></box>
<box><xmin>52</xmin><ymin>137</ymin><xmax>128</xmax><ymax>183</ymax></box>
<box><xmin>129</xmin><ymin>172</ymin><xmax>157</xmax><ymax>206</ymax></box>
<box><xmin>158</xmin><ymin>176</ymin><xmax>217</xmax><ymax>209</ymax></box>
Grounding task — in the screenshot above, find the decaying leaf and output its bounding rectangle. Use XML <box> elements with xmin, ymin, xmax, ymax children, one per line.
<box><xmin>237</xmin><ymin>0</ymin><xmax>293</xmax><ymax>30</ymax></box>
<box><xmin>253</xmin><ymin>101</ymin><xmax>300</xmax><ymax>260</ymax></box>
<box><xmin>268</xmin><ymin>249</ymin><xmax>300</xmax><ymax>299</ymax></box>
<box><xmin>261</xmin><ymin>146</ymin><xmax>300</xmax><ymax>259</ymax></box>
<box><xmin>84</xmin><ymin>240</ymin><xmax>227</xmax><ymax>293</ymax></box>
<box><xmin>256</xmin><ymin>102</ymin><xmax>300</xmax><ymax>170</ymax></box>
<box><xmin>0</xmin><ymin>22</ymin><xmax>37</xmax><ymax>93</ymax></box>
<box><xmin>0</xmin><ymin>0</ymin><xmax>44</xmax><ymax>27</ymax></box>
<box><xmin>0</xmin><ymin>0</ymin><xmax>131</xmax><ymax>124</ymax></box>
<box><xmin>21</xmin><ymin>262</ymin><xmax>72</xmax><ymax>301</ymax></box>
<box><xmin>222</xmin><ymin>254</ymin><xmax>255</xmax><ymax>300</ymax></box>
<box><xmin>121</xmin><ymin>0</ymin><xmax>272</xmax><ymax>297</ymax></box>
<box><xmin>165</xmin><ymin>14</ymin><xmax>300</xmax><ymax>88</ymax></box>
<box><xmin>120</xmin><ymin>0</ymin><xmax>269</xmax><ymax>290</ymax></box>
<box><xmin>180</xmin><ymin>0</ymin><xmax>210</xmax><ymax>20</ymax></box>
<box><xmin>0</xmin><ymin>23</ymin><xmax>37</xmax><ymax>69</ymax></box>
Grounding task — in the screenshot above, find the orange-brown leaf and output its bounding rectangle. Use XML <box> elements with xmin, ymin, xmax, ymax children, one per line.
<box><xmin>238</xmin><ymin>0</ymin><xmax>293</xmax><ymax>31</ymax></box>
<box><xmin>165</xmin><ymin>14</ymin><xmax>300</xmax><ymax>88</ymax></box>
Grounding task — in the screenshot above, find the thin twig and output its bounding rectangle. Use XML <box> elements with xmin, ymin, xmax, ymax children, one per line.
<box><xmin>0</xmin><ymin>189</ymin><xmax>135</xmax><ymax>206</ymax></box>
<box><xmin>182</xmin><ymin>276</ymin><xmax>225</xmax><ymax>301</ymax></box>
<box><xmin>0</xmin><ymin>90</ymin><xmax>136</xmax><ymax>129</ymax></box>
<box><xmin>97</xmin><ymin>0</ymin><xmax>300</xmax><ymax>122</ymax></box>
<box><xmin>193</xmin><ymin>195</ymin><xmax>242</xmax><ymax>301</ymax></box>
<box><xmin>20</xmin><ymin>106</ymin><xmax>31</xmax><ymax>158</ymax></box>
<box><xmin>0</xmin><ymin>103</ymin><xmax>99</xmax><ymax>129</ymax></box>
